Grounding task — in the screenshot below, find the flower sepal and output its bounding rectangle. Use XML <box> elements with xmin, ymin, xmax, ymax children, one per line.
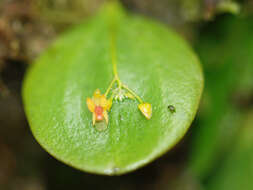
<box><xmin>86</xmin><ymin>89</ymin><xmax>112</xmax><ymax>128</ymax></box>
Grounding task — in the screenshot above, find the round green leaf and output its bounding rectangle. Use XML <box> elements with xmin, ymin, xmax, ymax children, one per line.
<box><xmin>22</xmin><ymin>2</ymin><xmax>203</xmax><ymax>175</ymax></box>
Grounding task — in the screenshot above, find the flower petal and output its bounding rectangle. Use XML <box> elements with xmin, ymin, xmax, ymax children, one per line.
<box><xmin>86</xmin><ymin>98</ymin><xmax>95</xmax><ymax>112</ymax></box>
<box><xmin>92</xmin><ymin>113</ymin><xmax>96</xmax><ymax>126</ymax></box>
<box><xmin>103</xmin><ymin>111</ymin><xmax>109</xmax><ymax>124</ymax></box>
<box><xmin>93</xmin><ymin>89</ymin><xmax>102</xmax><ymax>105</ymax></box>
<box><xmin>100</xmin><ymin>95</ymin><xmax>108</xmax><ymax>107</ymax></box>
<box><xmin>93</xmin><ymin>89</ymin><xmax>101</xmax><ymax>97</ymax></box>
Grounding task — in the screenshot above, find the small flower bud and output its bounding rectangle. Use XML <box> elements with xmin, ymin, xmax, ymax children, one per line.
<box><xmin>138</xmin><ymin>103</ymin><xmax>152</xmax><ymax>120</ymax></box>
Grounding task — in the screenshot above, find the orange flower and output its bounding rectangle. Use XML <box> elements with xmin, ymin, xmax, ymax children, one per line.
<box><xmin>86</xmin><ymin>89</ymin><xmax>112</xmax><ymax>125</ymax></box>
<box><xmin>138</xmin><ymin>103</ymin><xmax>152</xmax><ymax>120</ymax></box>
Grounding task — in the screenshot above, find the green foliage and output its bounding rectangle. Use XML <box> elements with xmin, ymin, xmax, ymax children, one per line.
<box><xmin>188</xmin><ymin>15</ymin><xmax>253</xmax><ymax>179</ymax></box>
<box><xmin>207</xmin><ymin>111</ymin><xmax>253</xmax><ymax>190</ymax></box>
<box><xmin>23</xmin><ymin>2</ymin><xmax>203</xmax><ymax>175</ymax></box>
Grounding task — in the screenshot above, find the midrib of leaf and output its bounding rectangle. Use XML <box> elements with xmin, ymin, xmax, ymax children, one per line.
<box><xmin>105</xmin><ymin>8</ymin><xmax>166</xmax><ymax>169</ymax></box>
<box><xmin>108</xmin><ymin>7</ymin><xmax>119</xmax><ymax>81</ymax></box>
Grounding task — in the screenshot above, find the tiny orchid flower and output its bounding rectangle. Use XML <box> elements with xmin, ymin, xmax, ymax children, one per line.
<box><xmin>86</xmin><ymin>89</ymin><xmax>112</xmax><ymax>126</ymax></box>
<box><xmin>138</xmin><ymin>103</ymin><xmax>152</xmax><ymax>120</ymax></box>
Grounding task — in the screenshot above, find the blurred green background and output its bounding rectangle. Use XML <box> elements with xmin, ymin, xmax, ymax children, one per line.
<box><xmin>0</xmin><ymin>0</ymin><xmax>252</xmax><ymax>189</ymax></box>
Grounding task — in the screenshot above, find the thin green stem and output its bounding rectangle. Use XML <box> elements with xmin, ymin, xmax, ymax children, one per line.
<box><xmin>122</xmin><ymin>84</ymin><xmax>143</xmax><ymax>103</ymax></box>
<box><xmin>106</xmin><ymin>1</ymin><xmax>144</xmax><ymax>104</ymax></box>
<box><xmin>105</xmin><ymin>78</ymin><xmax>116</xmax><ymax>97</ymax></box>
<box><xmin>110</xmin><ymin>35</ymin><xmax>121</xmax><ymax>90</ymax></box>
<box><xmin>109</xmin><ymin>2</ymin><xmax>122</xmax><ymax>88</ymax></box>
<box><xmin>110</xmin><ymin>33</ymin><xmax>117</xmax><ymax>77</ymax></box>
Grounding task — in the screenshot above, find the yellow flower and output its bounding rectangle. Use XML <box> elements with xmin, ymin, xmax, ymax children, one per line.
<box><xmin>86</xmin><ymin>89</ymin><xmax>112</xmax><ymax>125</ymax></box>
<box><xmin>138</xmin><ymin>103</ymin><xmax>152</xmax><ymax>120</ymax></box>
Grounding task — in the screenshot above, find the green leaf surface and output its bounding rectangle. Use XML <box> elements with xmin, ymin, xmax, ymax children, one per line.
<box><xmin>22</xmin><ymin>2</ymin><xmax>203</xmax><ymax>175</ymax></box>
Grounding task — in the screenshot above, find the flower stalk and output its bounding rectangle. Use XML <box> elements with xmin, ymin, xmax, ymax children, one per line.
<box><xmin>86</xmin><ymin>4</ymin><xmax>152</xmax><ymax>128</ymax></box>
